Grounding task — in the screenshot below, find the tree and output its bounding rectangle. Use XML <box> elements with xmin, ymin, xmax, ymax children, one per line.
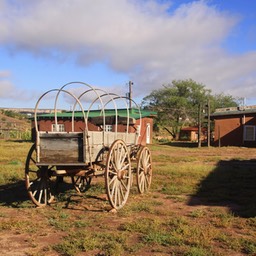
<box><xmin>210</xmin><ymin>93</ymin><xmax>238</xmax><ymax>110</ymax></box>
<box><xmin>142</xmin><ymin>79</ymin><xmax>211</xmax><ymax>139</ymax></box>
<box><xmin>142</xmin><ymin>79</ymin><xmax>238</xmax><ymax>140</ymax></box>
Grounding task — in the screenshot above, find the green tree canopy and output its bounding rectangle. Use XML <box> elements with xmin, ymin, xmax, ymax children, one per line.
<box><xmin>142</xmin><ymin>79</ymin><xmax>237</xmax><ymax>139</ymax></box>
<box><xmin>210</xmin><ymin>93</ymin><xmax>238</xmax><ymax>111</ymax></box>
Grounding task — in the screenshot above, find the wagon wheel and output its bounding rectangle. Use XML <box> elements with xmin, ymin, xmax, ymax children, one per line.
<box><xmin>136</xmin><ymin>146</ymin><xmax>152</xmax><ymax>194</ymax></box>
<box><xmin>71</xmin><ymin>176</ymin><xmax>92</xmax><ymax>193</ymax></box>
<box><xmin>25</xmin><ymin>144</ymin><xmax>55</xmax><ymax>207</ymax></box>
<box><xmin>105</xmin><ymin>140</ymin><xmax>132</xmax><ymax>209</ymax></box>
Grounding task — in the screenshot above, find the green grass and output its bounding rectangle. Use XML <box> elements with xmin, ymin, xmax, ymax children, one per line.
<box><xmin>0</xmin><ymin>140</ymin><xmax>256</xmax><ymax>256</ymax></box>
<box><xmin>53</xmin><ymin>230</ymin><xmax>128</xmax><ymax>256</ymax></box>
<box><xmin>0</xmin><ymin>141</ymin><xmax>32</xmax><ymax>185</ymax></box>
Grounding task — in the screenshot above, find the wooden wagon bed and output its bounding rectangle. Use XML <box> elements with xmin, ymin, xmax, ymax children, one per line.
<box><xmin>36</xmin><ymin>130</ymin><xmax>138</xmax><ymax>165</ymax></box>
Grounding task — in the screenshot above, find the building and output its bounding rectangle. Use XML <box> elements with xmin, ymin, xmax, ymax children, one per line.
<box><xmin>179</xmin><ymin>126</ymin><xmax>207</xmax><ymax>142</ymax></box>
<box><xmin>210</xmin><ymin>105</ymin><xmax>256</xmax><ymax>147</ymax></box>
<box><xmin>32</xmin><ymin>108</ymin><xmax>157</xmax><ymax>145</ymax></box>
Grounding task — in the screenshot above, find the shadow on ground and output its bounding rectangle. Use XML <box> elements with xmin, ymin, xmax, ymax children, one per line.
<box><xmin>188</xmin><ymin>159</ymin><xmax>256</xmax><ymax>218</ymax></box>
<box><xmin>161</xmin><ymin>141</ymin><xmax>208</xmax><ymax>148</ymax></box>
<box><xmin>0</xmin><ymin>179</ymin><xmax>76</xmax><ymax>208</ymax></box>
<box><xmin>0</xmin><ymin>181</ymin><xmax>29</xmax><ymax>208</ymax></box>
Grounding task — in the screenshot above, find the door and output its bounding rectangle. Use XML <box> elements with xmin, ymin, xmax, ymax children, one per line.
<box><xmin>146</xmin><ymin>123</ymin><xmax>150</xmax><ymax>144</ymax></box>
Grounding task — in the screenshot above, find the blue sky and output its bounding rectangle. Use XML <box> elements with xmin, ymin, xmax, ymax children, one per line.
<box><xmin>1</xmin><ymin>0</ymin><xmax>256</xmax><ymax>109</ymax></box>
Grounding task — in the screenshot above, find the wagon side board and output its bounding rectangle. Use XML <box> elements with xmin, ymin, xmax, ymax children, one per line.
<box><xmin>36</xmin><ymin>131</ymin><xmax>138</xmax><ymax>166</ymax></box>
<box><xmin>85</xmin><ymin>131</ymin><xmax>138</xmax><ymax>163</ymax></box>
<box><xmin>37</xmin><ymin>132</ymin><xmax>85</xmax><ymax>165</ymax></box>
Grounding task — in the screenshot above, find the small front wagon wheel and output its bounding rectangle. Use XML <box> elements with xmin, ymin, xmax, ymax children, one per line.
<box><xmin>71</xmin><ymin>176</ymin><xmax>92</xmax><ymax>193</ymax></box>
<box><xmin>136</xmin><ymin>146</ymin><xmax>152</xmax><ymax>193</ymax></box>
<box><xmin>105</xmin><ymin>140</ymin><xmax>131</xmax><ymax>210</ymax></box>
<box><xmin>25</xmin><ymin>144</ymin><xmax>55</xmax><ymax>207</ymax></box>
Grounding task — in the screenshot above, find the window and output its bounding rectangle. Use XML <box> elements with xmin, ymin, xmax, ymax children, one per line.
<box><xmin>105</xmin><ymin>125</ymin><xmax>112</xmax><ymax>132</ymax></box>
<box><xmin>52</xmin><ymin>124</ymin><xmax>65</xmax><ymax>132</ymax></box>
<box><xmin>244</xmin><ymin>125</ymin><xmax>255</xmax><ymax>141</ymax></box>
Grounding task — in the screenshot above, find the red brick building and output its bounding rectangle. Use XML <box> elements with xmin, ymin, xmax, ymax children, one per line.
<box><xmin>211</xmin><ymin>106</ymin><xmax>256</xmax><ymax>147</ymax></box>
<box><xmin>179</xmin><ymin>126</ymin><xmax>207</xmax><ymax>142</ymax></box>
<box><xmin>33</xmin><ymin>108</ymin><xmax>156</xmax><ymax>145</ymax></box>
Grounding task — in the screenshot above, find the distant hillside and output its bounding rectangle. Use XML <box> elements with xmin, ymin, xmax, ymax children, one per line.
<box><xmin>0</xmin><ymin>112</ymin><xmax>31</xmax><ymax>139</ymax></box>
<box><xmin>0</xmin><ymin>107</ymin><xmax>63</xmax><ymax>115</ymax></box>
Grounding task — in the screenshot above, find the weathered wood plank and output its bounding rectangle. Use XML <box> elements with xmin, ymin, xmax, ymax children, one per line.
<box><xmin>39</xmin><ymin>132</ymin><xmax>85</xmax><ymax>163</ymax></box>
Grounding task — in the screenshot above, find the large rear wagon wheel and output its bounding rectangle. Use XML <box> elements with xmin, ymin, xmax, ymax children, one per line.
<box><xmin>136</xmin><ymin>146</ymin><xmax>152</xmax><ymax>193</ymax></box>
<box><xmin>105</xmin><ymin>140</ymin><xmax>131</xmax><ymax>210</ymax></box>
<box><xmin>25</xmin><ymin>144</ymin><xmax>55</xmax><ymax>207</ymax></box>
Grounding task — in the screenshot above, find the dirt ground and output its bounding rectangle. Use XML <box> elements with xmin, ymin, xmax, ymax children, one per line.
<box><xmin>0</xmin><ymin>145</ymin><xmax>256</xmax><ymax>256</ymax></box>
<box><xmin>1</xmin><ymin>189</ymin><xmax>240</xmax><ymax>256</ymax></box>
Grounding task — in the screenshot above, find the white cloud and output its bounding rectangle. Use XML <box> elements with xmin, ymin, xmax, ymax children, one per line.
<box><xmin>0</xmin><ymin>69</ymin><xmax>40</xmax><ymax>101</ymax></box>
<box><xmin>0</xmin><ymin>70</ymin><xmax>11</xmax><ymax>78</ymax></box>
<box><xmin>0</xmin><ymin>79</ymin><xmax>15</xmax><ymax>98</ymax></box>
<box><xmin>0</xmin><ymin>0</ymin><xmax>256</xmax><ymax>100</ymax></box>
<box><xmin>0</xmin><ymin>70</ymin><xmax>16</xmax><ymax>98</ymax></box>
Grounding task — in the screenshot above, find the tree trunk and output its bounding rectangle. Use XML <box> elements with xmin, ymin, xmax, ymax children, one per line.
<box><xmin>163</xmin><ymin>127</ymin><xmax>176</xmax><ymax>139</ymax></box>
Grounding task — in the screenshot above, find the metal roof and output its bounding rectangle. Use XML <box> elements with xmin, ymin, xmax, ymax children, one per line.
<box><xmin>211</xmin><ymin>106</ymin><xmax>256</xmax><ymax>118</ymax></box>
<box><xmin>36</xmin><ymin>108</ymin><xmax>157</xmax><ymax>120</ymax></box>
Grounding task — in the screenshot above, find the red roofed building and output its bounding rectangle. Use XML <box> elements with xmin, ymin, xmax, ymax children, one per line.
<box><xmin>179</xmin><ymin>126</ymin><xmax>207</xmax><ymax>142</ymax></box>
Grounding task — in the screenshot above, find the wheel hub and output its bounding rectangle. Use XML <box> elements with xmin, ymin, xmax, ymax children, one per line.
<box><xmin>117</xmin><ymin>170</ymin><xmax>125</xmax><ymax>180</ymax></box>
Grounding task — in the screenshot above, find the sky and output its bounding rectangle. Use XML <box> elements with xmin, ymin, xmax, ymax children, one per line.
<box><xmin>1</xmin><ymin>0</ymin><xmax>256</xmax><ymax>109</ymax></box>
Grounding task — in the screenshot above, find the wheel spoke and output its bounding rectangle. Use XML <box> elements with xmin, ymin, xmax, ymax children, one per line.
<box><xmin>120</xmin><ymin>163</ymin><xmax>130</xmax><ymax>172</ymax></box>
<box><xmin>138</xmin><ymin>171</ymin><xmax>144</xmax><ymax>178</ymax></box>
<box><xmin>32</xmin><ymin>188</ymin><xmax>38</xmax><ymax>197</ymax></box>
<box><xmin>29</xmin><ymin>176</ymin><xmax>40</xmax><ymax>186</ymax></box>
<box><xmin>44</xmin><ymin>187</ymin><xmax>47</xmax><ymax>204</ymax></box>
<box><xmin>109</xmin><ymin>175</ymin><xmax>117</xmax><ymax>186</ymax></box>
<box><xmin>72</xmin><ymin>175</ymin><xmax>92</xmax><ymax>193</ymax></box>
<box><xmin>120</xmin><ymin>179</ymin><xmax>128</xmax><ymax>191</ymax></box>
<box><xmin>110</xmin><ymin>178</ymin><xmax>118</xmax><ymax>198</ymax></box>
<box><xmin>38</xmin><ymin>186</ymin><xmax>43</xmax><ymax>204</ymax></box>
<box><xmin>117</xmin><ymin>183</ymin><xmax>121</xmax><ymax>206</ymax></box>
<box><xmin>139</xmin><ymin>174</ymin><xmax>145</xmax><ymax>192</ymax></box>
<box><xmin>123</xmin><ymin>174</ymin><xmax>130</xmax><ymax>179</ymax></box>
<box><xmin>114</xmin><ymin>181</ymin><xmax>118</xmax><ymax>205</ymax></box>
<box><xmin>30</xmin><ymin>156</ymin><xmax>36</xmax><ymax>165</ymax></box>
<box><xmin>119</xmin><ymin>183</ymin><xmax>125</xmax><ymax>200</ymax></box>
<box><xmin>108</xmin><ymin>169</ymin><xmax>117</xmax><ymax>175</ymax></box>
<box><xmin>110</xmin><ymin>158</ymin><xmax>118</xmax><ymax>172</ymax></box>
<box><xmin>139</xmin><ymin>166</ymin><xmax>145</xmax><ymax>173</ymax></box>
<box><xmin>28</xmin><ymin>169</ymin><xmax>38</xmax><ymax>174</ymax></box>
<box><xmin>119</xmin><ymin>148</ymin><xmax>127</xmax><ymax>167</ymax></box>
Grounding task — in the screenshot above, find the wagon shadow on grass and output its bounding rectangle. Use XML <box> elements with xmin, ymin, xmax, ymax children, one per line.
<box><xmin>188</xmin><ymin>159</ymin><xmax>256</xmax><ymax>218</ymax></box>
<box><xmin>0</xmin><ymin>178</ymin><xmax>78</xmax><ymax>208</ymax></box>
<box><xmin>0</xmin><ymin>181</ymin><xmax>29</xmax><ymax>208</ymax></box>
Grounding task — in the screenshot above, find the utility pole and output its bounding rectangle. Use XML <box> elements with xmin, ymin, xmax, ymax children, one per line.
<box><xmin>128</xmin><ymin>81</ymin><xmax>133</xmax><ymax>109</ymax></box>
<box><xmin>207</xmin><ymin>98</ymin><xmax>211</xmax><ymax>147</ymax></box>
<box><xmin>198</xmin><ymin>103</ymin><xmax>202</xmax><ymax>148</ymax></box>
